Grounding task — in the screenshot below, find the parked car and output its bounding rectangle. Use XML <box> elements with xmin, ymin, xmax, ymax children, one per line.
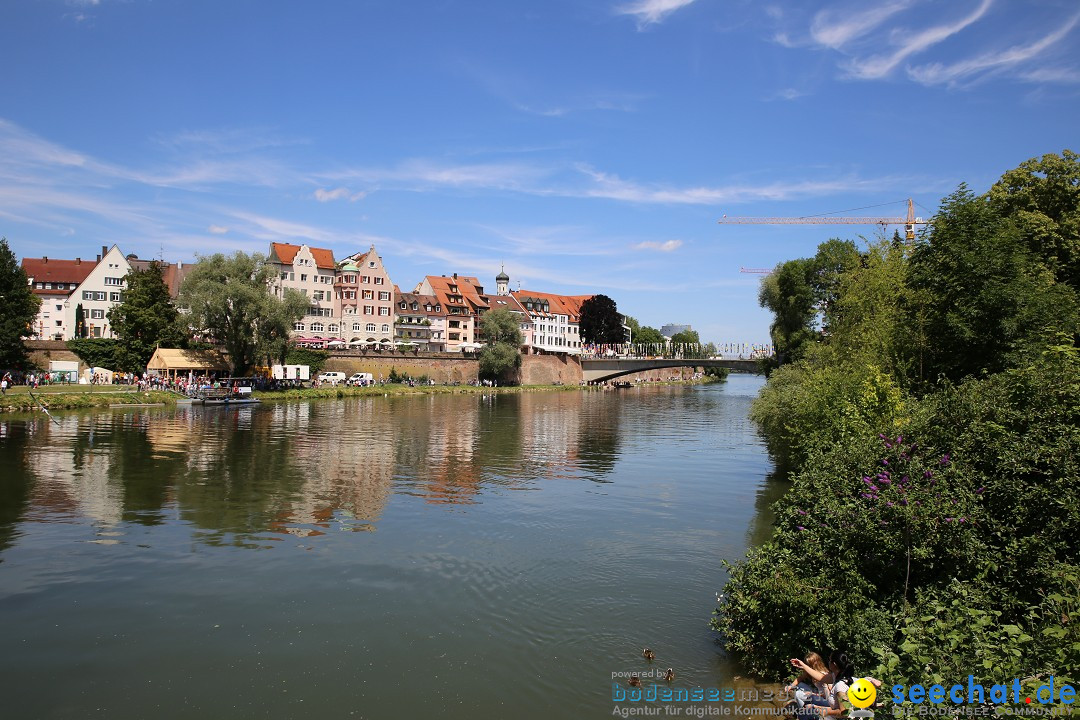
<box><xmin>318</xmin><ymin>371</ymin><xmax>346</xmax><ymax>385</ymax></box>
<box><xmin>348</xmin><ymin>372</ymin><xmax>373</xmax><ymax>386</ymax></box>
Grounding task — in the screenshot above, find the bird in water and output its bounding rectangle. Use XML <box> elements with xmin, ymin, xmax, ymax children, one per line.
<box><xmin>642</xmin><ymin>648</ymin><xmax>656</xmax><ymax>661</ymax></box>
<box><xmin>665</xmin><ymin>668</ymin><xmax>675</xmax><ymax>682</ymax></box>
<box><xmin>629</xmin><ymin>676</ymin><xmax>642</xmax><ymax>688</ymax></box>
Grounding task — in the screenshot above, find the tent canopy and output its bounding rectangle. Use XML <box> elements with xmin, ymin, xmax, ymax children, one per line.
<box><xmin>146</xmin><ymin>348</ymin><xmax>229</xmax><ymax>373</ymax></box>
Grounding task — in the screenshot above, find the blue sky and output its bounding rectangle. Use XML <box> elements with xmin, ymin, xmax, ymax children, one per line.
<box><xmin>2</xmin><ymin>0</ymin><xmax>1078</xmax><ymax>344</ymax></box>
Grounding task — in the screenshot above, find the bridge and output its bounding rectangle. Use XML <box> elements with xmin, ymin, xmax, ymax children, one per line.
<box><xmin>580</xmin><ymin>357</ymin><xmax>761</xmax><ymax>383</ymax></box>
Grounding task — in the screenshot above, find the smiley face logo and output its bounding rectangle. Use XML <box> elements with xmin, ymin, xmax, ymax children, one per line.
<box><xmin>848</xmin><ymin>678</ymin><xmax>877</xmax><ymax>709</ymax></box>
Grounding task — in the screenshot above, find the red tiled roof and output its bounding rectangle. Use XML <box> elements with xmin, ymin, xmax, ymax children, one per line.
<box><xmin>22</xmin><ymin>257</ymin><xmax>97</xmax><ymax>295</ymax></box>
<box><xmin>512</xmin><ymin>290</ymin><xmax>594</xmax><ymax>322</ymax></box>
<box><xmin>423</xmin><ymin>275</ymin><xmax>491</xmax><ymax>315</ymax></box>
<box><xmin>270</xmin><ymin>242</ymin><xmax>336</xmax><ymax>269</ymax></box>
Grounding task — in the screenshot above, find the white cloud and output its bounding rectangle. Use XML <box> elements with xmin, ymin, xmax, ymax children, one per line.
<box><xmin>314</xmin><ymin>187</ymin><xmax>351</xmax><ymax>202</ymax></box>
<box><xmin>767</xmin><ymin>87</ymin><xmax>808</xmax><ymax>101</ymax></box>
<box><xmin>810</xmin><ymin>1</ymin><xmax>914</xmax><ymax>50</ymax></box>
<box><xmin>842</xmin><ymin>0</ymin><xmax>993</xmax><ymax>80</ymax></box>
<box><xmin>907</xmin><ymin>12</ymin><xmax>1080</xmax><ymax>86</ymax></box>
<box><xmin>633</xmin><ymin>239</ymin><xmax>683</xmax><ymax>251</ymax></box>
<box><xmin>208</xmin><ymin>225</ymin><xmax>229</xmax><ymax>235</ymax></box>
<box><xmin>615</xmin><ymin>0</ymin><xmax>697</xmax><ymax>29</ymax></box>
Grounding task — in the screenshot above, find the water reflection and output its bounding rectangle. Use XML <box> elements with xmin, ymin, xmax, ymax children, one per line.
<box><xmin>0</xmin><ymin>390</ymin><xmax>627</xmax><ymax>551</ymax></box>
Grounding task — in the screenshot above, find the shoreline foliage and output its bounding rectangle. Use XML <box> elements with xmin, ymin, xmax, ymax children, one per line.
<box><xmin>715</xmin><ymin>151</ymin><xmax>1080</xmax><ymax>706</ymax></box>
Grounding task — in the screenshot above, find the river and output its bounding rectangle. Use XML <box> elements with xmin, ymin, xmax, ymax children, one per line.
<box><xmin>0</xmin><ymin>375</ymin><xmax>778</xmax><ymax>719</ymax></box>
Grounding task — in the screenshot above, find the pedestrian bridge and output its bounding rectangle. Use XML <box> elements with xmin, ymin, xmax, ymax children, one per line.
<box><xmin>580</xmin><ymin>357</ymin><xmax>761</xmax><ymax>383</ymax></box>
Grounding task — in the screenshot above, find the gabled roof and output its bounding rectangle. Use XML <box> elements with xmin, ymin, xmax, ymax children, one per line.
<box><xmin>269</xmin><ymin>242</ymin><xmax>336</xmax><ymax>270</ymax></box>
<box><xmin>489</xmin><ymin>294</ymin><xmax>530</xmax><ymax>318</ymax></box>
<box><xmin>127</xmin><ymin>258</ymin><xmax>195</xmax><ymax>298</ymax></box>
<box><xmin>423</xmin><ymin>274</ymin><xmax>491</xmax><ymax>315</ymax></box>
<box><xmin>21</xmin><ymin>257</ymin><xmax>97</xmax><ymax>295</ymax></box>
<box><xmin>146</xmin><ymin>348</ymin><xmax>229</xmax><ymax>371</ymax></box>
<box><xmin>512</xmin><ymin>290</ymin><xmax>593</xmax><ymax>322</ymax></box>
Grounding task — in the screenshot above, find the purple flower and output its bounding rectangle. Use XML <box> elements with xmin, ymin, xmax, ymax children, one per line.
<box><xmin>861</xmin><ymin>493</ymin><xmax>873</xmax><ymax>499</ymax></box>
<box><xmin>797</xmin><ymin>526</ymin><xmax>807</xmax><ymax>531</ymax></box>
<box><xmin>901</xmin><ymin>476</ymin><xmax>909</xmax><ymax>484</ymax></box>
<box><xmin>924</xmin><ymin>470</ymin><xmax>934</xmax><ymax>479</ymax></box>
<box><xmin>863</xmin><ymin>478</ymin><xmax>874</xmax><ymax>485</ymax></box>
<box><xmin>884</xmin><ymin>441</ymin><xmax>893</xmax><ymax>449</ymax></box>
<box><xmin>944</xmin><ymin>518</ymin><xmax>953</xmax><ymax>523</ymax></box>
<box><xmin>887</xmin><ymin>501</ymin><xmax>895</xmax><ymax>507</ymax></box>
<box><xmin>959</xmin><ymin>518</ymin><xmax>966</xmax><ymax>523</ymax></box>
<box><xmin>896</xmin><ymin>435</ymin><xmax>903</xmax><ymax>444</ymax></box>
<box><xmin>880</xmin><ymin>477</ymin><xmax>891</xmax><ymax>485</ymax></box>
<box><xmin>940</xmin><ymin>454</ymin><xmax>950</xmax><ymax>465</ymax></box>
<box><xmin>881</xmin><ymin>459</ymin><xmax>889</xmax><ymax>466</ymax></box>
<box><xmin>879</xmin><ymin>434</ymin><xmax>887</xmax><ymax>440</ymax></box>
<box><xmin>975</xmin><ymin>487</ymin><xmax>985</xmax><ymax>495</ymax></box>
<box><xmin>900</xmin><ymin>499</ymin><xmax>908</xmax><ymax>506</ymax></box>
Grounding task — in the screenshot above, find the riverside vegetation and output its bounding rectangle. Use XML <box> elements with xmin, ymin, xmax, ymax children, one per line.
<box><xmin>713</xmin><ymin>151</ymin><xmax>1080</xmax><ymax>709</ymax></box>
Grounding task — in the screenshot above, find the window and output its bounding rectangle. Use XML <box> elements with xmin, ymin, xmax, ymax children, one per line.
<box><xmin>449</xmin><ymin>332</ymin><xmax>460</xmax><ymax>341</ymax></box>
<box><xmin>311</xmin><ymin>323</ymin><xmax>324</xmax><ymax>333</ymax></box>
<box><xmin>313</xmin><ymin>291</ymin><xmax>324</xmax><ymax>301</ymax></box>
<box><xmin>110</xmin><ymin>292</ymin><xmax>122</xmax><ymax>302</ymax></box>
<box><xmin>329</xmin><ymin>324</ymin><xmax>339</xmax><ymax>333</ymax></box>
<box><xmin>289</xmin><ymin>272</ymin><xmax>295</xmax><ymax>281</ymax></box>
<box><xmin>369</xmin><ymin>261</ymin><xmax>376</xmax><ymax>268</ymax></box>
<box><xmin>95</xmin><ymin>292</ymin><xmax>106</xmax><ymax>301</ymax></box>
<box><xmin>399</xmin><ymin>302</ymin><xmax>407</xmax><ymax>309</ymax></box>
<box><xmin>300</xmin><ymin>274</ymin><xmax>308</xmax><ymax>282</ymax></box>
<box><xmin>55</xmin><ymin>304</ymin><xmax>62</xmax><ymax>311</ymax></box>
<box><xmin>104</xmin><ymin>276</ymin><xmax>123</xmax><ymax>286</ymax></box>
<box><xmin>374</xmin><ymin>277</ymin><xmax>384</xmax><ymax>285</ymax></box>
<box><xmin>379</xmin><ymin>291</ymin><xmax>390</xmax><ymax>301</ymax></box>
<box><xmin>294</xmin><ymin>322</ymin><xmax>305</xmax><ymax>331</ymax></box>
<box><xmin>364</xmin><ymin>305</ymin><xmax>374</xmax><ymax>315</ymax></box>
<box><xmin>44</xmin><ymin>283</ymin><xmax>52</xmax><ymax>290</ymax></box>
<box><xmin>363</xmin><ymin>289</ymin><xmax>373</xmax><ymax>300</ymax></box>
<box><xmin>361</xmin><ymin>275</ymin><xmax>370</xmax><ymax>284</ymax></box>
<box><xmin>90</xmin><ymin>309</ymin><xmax>104</xmax><ymax>319</ymax></box>
<box><xmin>378</xmin><ymin>307</ymin><xmax>389</xmax><ymax>316</ymax></box>
<box><xmin>82</xmin><ymin>291</ymin><xmax>92</xmax><ymax>300</ymax></box>
<box><xmin>366</xmin><ymin>323</ymin><xmax>376</xmax><ymax>332</ymax></box>
<box><xmin>352</xmin><ymin>323</ymin><xmax>361</xmax><ymax>332</ymax></box>
<box><xmin>280</xmin><ymin>271</ymin><xmax>289</xmax><ymax>280</ymax></box>
<box><xmin>381</xmin><ymin>324</ymin><xmax>390</xmax><ymax>333</ymax></box>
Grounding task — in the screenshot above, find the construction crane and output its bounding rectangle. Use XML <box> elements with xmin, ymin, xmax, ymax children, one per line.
<box><xmin>718</xmin><ymin>199</ymin><xmax>926</xmax><ymax>242</ymax></box>
<box><xmin>739</xmin><ymin>267</ymin><xmax>772</xmax><ymax>274</ymax></box>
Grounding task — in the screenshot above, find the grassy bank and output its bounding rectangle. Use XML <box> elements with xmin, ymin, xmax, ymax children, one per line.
<box><xmin>0</xmin><ymin>388</ymin><xmax>182</xmax><ymax>412</ymax></box>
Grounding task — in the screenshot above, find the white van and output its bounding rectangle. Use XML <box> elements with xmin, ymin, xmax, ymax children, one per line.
<box><xmin>348</xmin><ymin>372</ymin><xmax>374</xmax><ymax>387</ymax></box>
<box><xmin>318</xmin><ymin>371</ymin><xmax>346</xmax><ymax>385</ymax></box>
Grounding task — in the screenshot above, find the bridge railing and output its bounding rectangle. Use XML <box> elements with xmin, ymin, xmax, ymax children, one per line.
<box><xmin>580</xmin><ymin>343</ymin><xmax>774</xmax><ymax>360</ymax></box>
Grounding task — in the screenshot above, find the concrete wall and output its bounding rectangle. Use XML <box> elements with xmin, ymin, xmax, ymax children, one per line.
<box><xmin>515</xmin><ymin>354</ymin><xmax>583</xmax><ymax>385</ymax></box>
<box><xmin>323</xmin><ymin>352</ymin><xmax>479</xmax><ymax>384</ymax></box>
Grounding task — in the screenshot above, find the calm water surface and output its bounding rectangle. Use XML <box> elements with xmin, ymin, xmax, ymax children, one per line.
<box><xmin>0</xmin><ymin>376</ymin><xmax>778</xmax><ymax>719</ymax></box>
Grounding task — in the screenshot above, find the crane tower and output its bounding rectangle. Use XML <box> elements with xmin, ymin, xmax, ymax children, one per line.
<box><xmin>718</xmin><ymin>199</ymin><xmax>926</xmax><ymax>242</ymax></box>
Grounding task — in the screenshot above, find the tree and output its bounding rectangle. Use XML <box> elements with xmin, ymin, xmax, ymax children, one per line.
<box><xmin>0</xmin><ymin>238</ymin><xmax>40</xmax><ymax>370</ymax></box>
<box><xmin>986</xmin><ymin>149</ymin><xmax>1080</xmax><ymax>289</ymax></box>
<box><xmin>178</xmin><ymin>252</ymin><xmax>307</xmax><ymax>375</ymax></box>
<box><xmin>635</xmin><ymin>325</ymin><xmax>665</xmax><ymax>344</ymax></box>
<box><xmin>478</xmin><ymin>307</ymin><xmax>523</xmax><ymax>346</ymax></box>
<box><xmin>579</xmin><ymin>294</ymin><xmax>624</xmax><ymax>344</ymax></box>
<box><xmin>107</xmin><ymin>261</ymin><xmax>188</xmax><ymax>372</ymax></box>
<box><xmin>669</xmin><ymin>329</ymin><xmax>700</xmax><ymax>345</ymax></box>
<box><xmin>74</xmin><ymin>303</ymin><xmax>86</xmax><ymax>339</ymax></box>
<box><xmin>906</xmin><ymin>185</ymin><xmax>1079</xmax><ymax>383</ymax></box>
<box><xmin>477</xmin><ymin>308</ymin><xmax>523</xmax><ymax>381</ymax></box>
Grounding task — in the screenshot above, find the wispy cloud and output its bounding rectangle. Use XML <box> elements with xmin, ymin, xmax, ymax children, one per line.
<box><xmin>810</xmin><ymin>1</ymin><xmax>914</xmax><ymax>50</ymax></box>
<box><xmin>766</xmin><ymin>87</ymin><xmax>808</xmax><ymax>101</ymax></box>
<box><xmin>907</xmin><ymin>12</ymin><xmax>1080</xmax><ymax>86</ymax></box>
<box><xmin>208</xmin><ymin>225</ymin><xmax>229</xmax><ymax>235</ymax></box>
<box><xmin>615</xmin><ymin>0</ymin><xmax>697</xmax><ymax>29</ymax></box>
<box><xmin>842</xmin><ymin>0</ymin><xmax>993</xmax><ymax>80</ymax></box>
<box><xmin>313</xmin><ymin>187</ymin><xmax>366</xmax><ymax>202</ymax></box>
<box><xmin>633</xmin><ymin>239</ymin><xmax>683</xmax><ymax>251</ymax></box>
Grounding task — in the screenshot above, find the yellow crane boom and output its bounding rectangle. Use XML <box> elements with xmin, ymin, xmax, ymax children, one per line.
<box><xmin>718</xmin><ymin>199</ymin><xmax>926</xmax><ymax>242</ymax></box>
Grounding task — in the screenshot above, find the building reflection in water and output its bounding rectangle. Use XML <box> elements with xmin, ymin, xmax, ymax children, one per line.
<box><xmin>0</xmin><ymin>390</ymin><xmax>624</xmax><ymax>552</ymax></box>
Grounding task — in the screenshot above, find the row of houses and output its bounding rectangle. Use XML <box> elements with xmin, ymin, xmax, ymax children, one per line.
<box><xmin>22</xmin><ymin>242</ymin><xmax>599</xmax><ymax>355</ymax></box>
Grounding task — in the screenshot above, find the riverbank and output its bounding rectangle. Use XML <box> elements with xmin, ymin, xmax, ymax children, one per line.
<box><xmin>0</xmin><ymin>376</ymin><xmax>719</xmax><ymax>412</ymax></box>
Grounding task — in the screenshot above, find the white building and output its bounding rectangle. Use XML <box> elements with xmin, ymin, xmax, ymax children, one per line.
<box><xmin>268</xmin><ymin>242</ymin><xmax>339</xmax><ymax>338</ymax></box>
<box><xmin>65</xmin><ymin>245</ymin><xmax>133</xmax><ymax>339</ymax></box>
<box><xmin>22</xmin><ymin>255</ymin><xmax>97</xmax><ymax>340</ymax></box>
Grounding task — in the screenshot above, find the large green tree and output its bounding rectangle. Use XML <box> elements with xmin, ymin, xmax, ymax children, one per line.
<box><xmin>107</xmin><ymin>261</ymin><xmax>188</xmax><ymax>372</ymax></box>
<box><xmin>906</xmin><ymin>185</ymin><xmax>1079</xmax><ymax>383</ymax></box>
<box><xmin>578</xmin><ymin>294</ymin><xmax>624</xmax><ymax>344</ymax></box>
<box><xmin>0</xmin><ymin>238</ymin><xmax>40</xmax><ymax>370</ymax></box>
<box><xmin>635</xmin><ymin>325</ymin><xmax>665</xmax><ymax>344</ymax></box>
<box><xmin>477</xmin><ymin>308</ymin><xmax>523</xmax><ymax>381</ymax></box>
<box><xmin>178</xmin><ymin>252</ymin><xmax>307</xmax><ymax>375</ymax></box>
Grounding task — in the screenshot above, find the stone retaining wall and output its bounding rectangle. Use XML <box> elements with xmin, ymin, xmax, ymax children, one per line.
<box><xmin>323</xmin><ymin>353</ymin><xmax>479</xmax><ymax>384</ymax></box>
<box><xmin>515</xmin><ymin>354</ymin><xmax>583</xmax><ymax>385</ymax></box>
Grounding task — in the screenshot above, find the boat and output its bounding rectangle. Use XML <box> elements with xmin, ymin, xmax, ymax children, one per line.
<box><xmin>613</xmin><ymin>380</ymin><xmax>633</xmax><ymax>389</ymax></box>
<box><xmin>191</xmin><ymin>379</ymin><xmax>261</xmax><ymax>406</ymax></box>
